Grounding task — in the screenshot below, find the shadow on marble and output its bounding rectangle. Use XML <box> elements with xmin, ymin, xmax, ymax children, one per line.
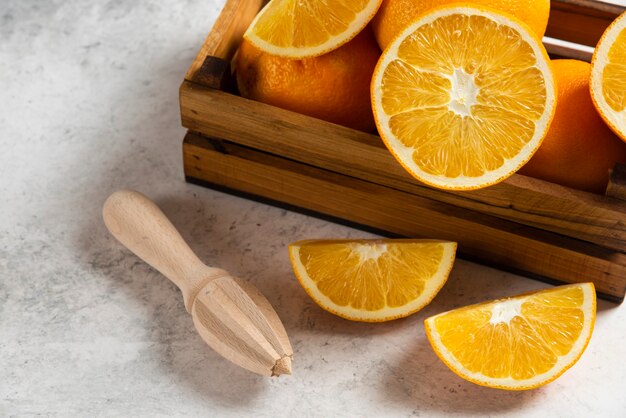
<box><xmin>281</xmin><ymin>259</ymin><xmax>535</xmax><ymax>340</ymax></box>
<box><xmin>374</xmin><ymin>266</ymin><xmax>557</xmax><ymax>414</ymax></box>
<box><xmin>597</xmin><ymin>298</ymin><xmax>621</xmax><ymax>313</ymax></box>
<box><xmin>153</xmin><ymin>194</ymin><xmax>305</xmax><ymax>310</ymax></box>
<box><xmin>77</xmin><ymin>218</ymin><xmax>268</xmax><ymax>406</ymax></box>
<box><xmin>378</xmin><ymin>334</ymin><xmax>538</xmax><ymax>415</ymax></box>
<box><xmin>68</xmin><ymin>66</ymin><xmax>278</xmax><ymax>402</ymax></box>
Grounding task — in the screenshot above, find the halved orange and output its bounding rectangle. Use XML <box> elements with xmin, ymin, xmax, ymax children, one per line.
<box><xmin>371</xmin><ymin>5</ymin><xmax>556</xmax><ymax>190</ymax></box>
<box><xmin>590</xmin><ymin>11</ymin><xmax>626</xmax><ymax>142</ymax></box>
<box><xmin>289</xmin><ymin>239</ymin><xmax>456</xmax><ymax>322</ymax></box>
<box><xmin>425</xmin><ymin>283</ymin><xmax>596</xmax><ymax>390</ymax></box>
<box><xmin>244</xmin><ymin>0</ymin><xmax>383</xmax><ymax>59</ymax></box>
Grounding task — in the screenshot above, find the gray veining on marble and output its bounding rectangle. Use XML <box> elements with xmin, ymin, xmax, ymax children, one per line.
<box><xmin>1</xmin><ymin>1</ymin><xmax>625</xmax><ymax>417</ymax></box>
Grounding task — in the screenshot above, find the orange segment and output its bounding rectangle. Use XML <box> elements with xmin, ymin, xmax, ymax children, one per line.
<box><xmin>371</xmin><ymin>6</ymin><xmax>556</xmax><ymax>190</ymax></box>
<box><xmin>244</xmin><ymin>0</ymin><xmax>383</xmax><ymax>59</ymax></box>
<box><xmin>425</xmin><ymin>283</ymin><xmax>596</xmax><ymax>390</ymax></box>
<box><xmin>289</xmin><ymin>239</ymin><xmax>456</xmax><ymax>322</ymax></box>
<box><xmin>590</xmin><ymin>11</ymin><xmax>626</xmax><ymax>141</ymax></box>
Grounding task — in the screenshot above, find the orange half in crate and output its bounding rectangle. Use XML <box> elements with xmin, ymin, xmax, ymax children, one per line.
<box><xmin>590</xmin><ymin>11</ymin><xmax>626</xmax><ymax>142</ymax></box>
<box><xmin>371</xmin><ymin>6</ymin><xmax>556</xmax><ymax>190</ymax></box>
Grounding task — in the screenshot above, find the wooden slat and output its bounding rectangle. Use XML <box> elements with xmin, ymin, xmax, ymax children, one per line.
<box><xmin>185</xmin><ymin>0</ymin><xmax>264</xmax><ymax>85</ymax></box>
<box><xmin>180</xmin><ymin>83</ymin><xmax>626</xmax><ymax>251</ymax></box>
<box><xmin>543</xmin><ymin>36</ymin><xmax>595</xmax><ymax>61</ymax></box>
<box><xmin>607</xmin><ymin>163</ymin><xmax>626</xmax><ymax>200</ymax></box>
<box><xmin>183</xmin><ymin>132</ymin><xmax>626</xmax><ymax>303</ymax></box>
<box><xmin>547</xmin><ymin>0</ymin><xmax>625</xmax><ymax>46</ymax></box>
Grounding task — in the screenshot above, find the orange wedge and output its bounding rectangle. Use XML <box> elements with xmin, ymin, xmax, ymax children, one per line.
<box><xmin>425</xmin><ymin>283</ymin><xmax>596</xmax><ymax>390</ymax></box>
<box><xmin>371</xmin><ymin>6</ymin><xmax>556</xmax><ymax>190</ymax></box>
<box><xmin>289</xmin><ymin>239</ymin><xmax>456</xmax><ymax>322</ymax></box>
<box><xmin>590</xmin><ymin>11</ymin><xmax>626</xmax><ymax>142</ymax></box>
<box><xmin>244</xmin><ymin>0</ymin><xmax>383</xmax><ymax>59</ymax></box>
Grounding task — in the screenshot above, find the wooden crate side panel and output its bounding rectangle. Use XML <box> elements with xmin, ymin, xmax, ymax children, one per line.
<box><xmin>183</xmin><ymin>133</ymin><xmax>626</xmax><ymax>302</ymax></box>
<box><xmin>547</xmin><ymin>0</ymin><xmax>625</xmax><ymax>46</ymax></box>
<box><xmin>180</xmin><ymin>83</ymin><xmax>626</xmax><ymax>250</ymax></box>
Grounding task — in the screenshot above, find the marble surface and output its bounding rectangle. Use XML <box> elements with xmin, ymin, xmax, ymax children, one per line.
<box><xmin>1</xmin><ymin>1</ymin><xmax>625</xmax><ymax>416</ymax></box>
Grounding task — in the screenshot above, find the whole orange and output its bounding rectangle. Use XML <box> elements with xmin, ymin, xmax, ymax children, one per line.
<box><xmin>371</xmin><ymin>0</ymin><xmax>550</xmax><ymax>50</ymax></box>
<box><xmin>519</xmin><ymin>59</ymin><xmax>626</xmax><ymax>194</ymax></box>
<box><xmin>234</xmin><ymin>28</ymin><xmax>381</xmax><ymax>132</ymax></box>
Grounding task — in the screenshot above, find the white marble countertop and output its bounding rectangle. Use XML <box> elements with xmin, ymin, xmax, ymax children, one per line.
<box><xmin>1</xmin><ymin>1</ymin><xmax>625</xmax><ymax>416</ymax></box>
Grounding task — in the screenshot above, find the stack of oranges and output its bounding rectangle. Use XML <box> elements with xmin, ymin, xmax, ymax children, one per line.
<box><xmin>235</xmin><ymin>0</ymin><xmax>626</xmax><ymax>194</ymax></box>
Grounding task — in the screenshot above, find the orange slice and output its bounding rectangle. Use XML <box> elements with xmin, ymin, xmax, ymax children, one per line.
<box><xmin>425</xmin><ymin>283</ymin><xmax>596</xmax><ymax>390</ymax></box>
<box><xmin>289</xmin><ymin>239</ymin><xmax>456</xmax><ymax>322</ymax></box>
<box><xmin>371</xmin><ymin>6</ymin><xmax>556</xmax><ymax>190</ymax></box>
<box><xmin>244</xmin><ymin>0</ymin><xmax>383</xmax><ymax>59</ymax></box>
<box><xmin>590</xmin><ymin>11</ymin><xmax>626</xmax><ymax>142</ymax></box>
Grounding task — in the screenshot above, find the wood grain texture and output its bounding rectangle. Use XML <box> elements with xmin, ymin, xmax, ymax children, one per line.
<box><xmin>103</xmin><ymin>190</ymin><xmax>293</xmax><ymax>376</ymax></box>
<box><xmin>547</xmin><ymin>0</ymin><xmax>625</xmax><ymax>46</ymax></box>
<box><xmin>183</xmin><ymin>134</ymin><xmax>626</xmax><ymax>303</ymax></box>
<box><xmin>102</xmin><ymin>189</ymin><xmax>229</xmax><ymax>311</ymax></box>
<box><xmin>193</xmin><ymin>276</ymin><xmax>293</xmax><ymax>377</ymax></box>
<box><xmin>543</xmin><ymin>36</ymin><xmax>594</xmax><ymax>61</ymax></box>
<box><xmin>607</xmin><ymin>163</ymin><xmax>626</xmax><ymax>201</ymax></box>
<box><xmin>185</xmin><ymin>0</ymin><xmax>264</xmax><ymax>85</ymax></box>
<box><xmin>180</xmin><ymin>86</ymin><xmax>626</xmax><ymax>251</ymax></box>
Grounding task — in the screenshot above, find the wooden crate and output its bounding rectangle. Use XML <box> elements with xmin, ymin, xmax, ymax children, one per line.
<box><xmin>180</xmin><ymin>0</ymin><xmax>626</xmax><ymax>302</ymax></box>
